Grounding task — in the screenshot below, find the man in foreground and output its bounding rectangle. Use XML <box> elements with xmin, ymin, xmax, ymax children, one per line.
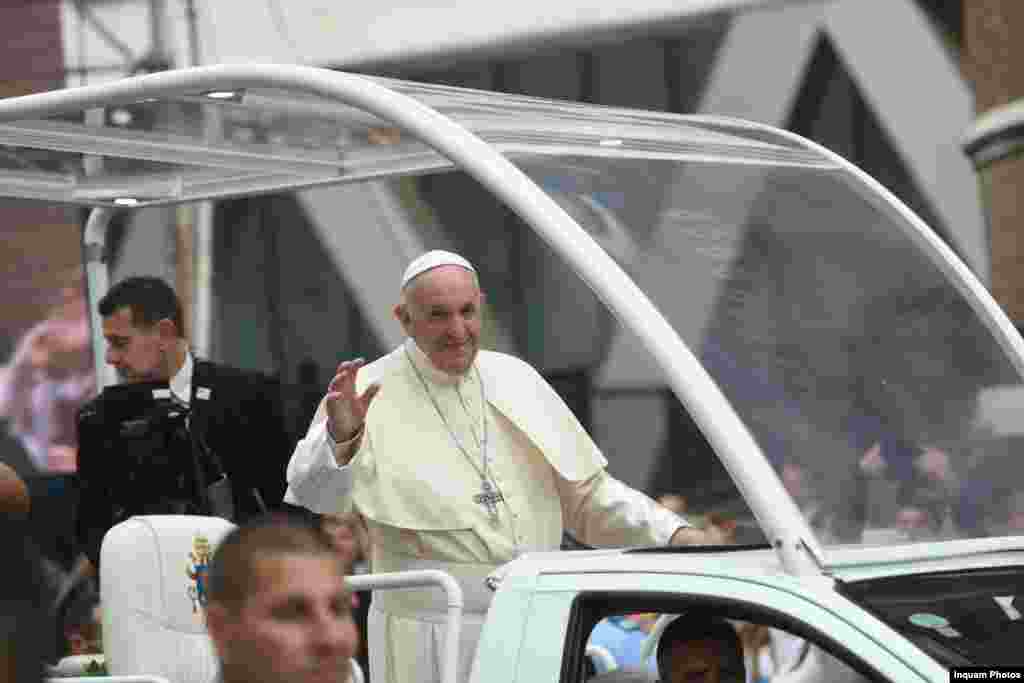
<box><xmin>205</xmin><ymin>518</ymin><xmax>360</xmax><ymax>683</ymax></box>
<box><xmin>286</xmin><ymin>250</ymin><xmax>726</xmax><ymax>683</ymax></box>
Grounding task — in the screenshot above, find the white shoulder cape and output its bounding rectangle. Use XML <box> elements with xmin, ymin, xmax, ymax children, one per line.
<box><xmin>350</xmin><ymin>346</ymin><xmax>607</xmax><ymax>530</ymax></box>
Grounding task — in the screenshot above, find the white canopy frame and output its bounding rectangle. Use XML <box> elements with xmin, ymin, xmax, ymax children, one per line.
<box><xmin>9</xmin><ymin>63</ymin><xmax>1018</xmax><ymax>575</ymax></box>
<box><xmin>82</xmin><ymin>206</ymin><xmax>116</xmax><ymax>389</ymax></box>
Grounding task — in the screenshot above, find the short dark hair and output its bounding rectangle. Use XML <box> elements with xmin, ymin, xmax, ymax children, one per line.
<box><xmin>206</xmin><ymin>516</ymin><xmax>344</xmax><ymax>610</ymax></box>
<box><xmin>656</xmin><ymin>611</ymin><xmax>745</xmax><ymax>683</ymax></box>
<box><xmin>98</xmin><ymin>276</ymin><xmax>184</xmax><ymax>337</ymax></box>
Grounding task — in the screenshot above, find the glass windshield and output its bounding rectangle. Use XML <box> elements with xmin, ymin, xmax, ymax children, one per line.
<box><xmin>0</xmin><ymin>88</ymin><xmax>453</xmax><ymax>206</ymax></box>
<box><xmin>4</xmin><ymin>71</ymin><xmax>1024</xmax><ymax>554</ymax></box>
<box><xmin>841</xmin><ymin>568</ymin><xmax>1024</xmax><ymax>667</ymax></box>
<box><xmin>514</xmin><ymin>150</ymin><xmax>1024</xmax><ymax>552</ymax></box>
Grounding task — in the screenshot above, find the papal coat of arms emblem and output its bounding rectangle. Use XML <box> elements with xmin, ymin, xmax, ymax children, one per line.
<box><xmin>186</xmin><ymin>533</ymin><xmax>212</xmax><ymax>618</ymax></box>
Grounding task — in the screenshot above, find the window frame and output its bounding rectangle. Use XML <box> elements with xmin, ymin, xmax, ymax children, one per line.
<box><xmin>548</xmin><ymin>578</ymin><xmax>939</xmax><ymax>683</ymax></box>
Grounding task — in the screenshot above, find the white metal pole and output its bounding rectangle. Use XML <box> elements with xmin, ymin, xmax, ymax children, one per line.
<box><xmin>83</xmin><ymin>207</ymin><xmax>115</xmax><ymax>390</ymax></box>
<box><xmin>148</xmin><ymin>0</ymin><xmax>169</xmax><ymax>65</ymax></box>
<box><xmin>191</xmin><ymin>201</ymin><xmax>214</xmax><ymax>359</ymax></box>
<box><xmin>190</xmin><ymin>37</ymin><xmax>216</xmax><ymax>361</ymax></box>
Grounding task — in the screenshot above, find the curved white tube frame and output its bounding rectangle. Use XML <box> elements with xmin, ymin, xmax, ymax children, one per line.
<box><xmin>83</xmin><ymin>207</ymin><xmax>114</xmax><ymax>391</ymax></box>
<box><xmin>0</xmin><ymin>64</ymin><xmax>831</xmax><ymax>573</ymax></box>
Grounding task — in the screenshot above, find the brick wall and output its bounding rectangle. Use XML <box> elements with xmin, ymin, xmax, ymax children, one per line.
<box><xmin>965</xmin><ymin>1</ymin><xmax>1024</xmax><ymax>324</ymax></box>
<box><xmin>0</xmin><ymin>1</ymin><xmax>80</xmax><ymax>346</ymax></box>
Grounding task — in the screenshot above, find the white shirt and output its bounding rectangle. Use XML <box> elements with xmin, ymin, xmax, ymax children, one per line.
<box><xmin>169</xmin><ymin>351</ymin><xmax>193</xmax><ymax>406</ymax></box>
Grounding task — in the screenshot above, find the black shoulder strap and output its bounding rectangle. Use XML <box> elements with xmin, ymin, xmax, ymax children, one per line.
<box><xmin>186</xmin><ymin>359</ymin><xmax>226</xmax><ymax>478</ymax></box>
<box><xmin>188</xmin><ymin>359</ymin><xmax>267</xmax><ymax>517</ymax></box>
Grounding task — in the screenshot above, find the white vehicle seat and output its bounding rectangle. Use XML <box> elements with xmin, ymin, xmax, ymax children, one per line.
<box><xmin>100</xmin><ymin>515</ymin><xmax>235</xmax><ymax>683</ymax></box>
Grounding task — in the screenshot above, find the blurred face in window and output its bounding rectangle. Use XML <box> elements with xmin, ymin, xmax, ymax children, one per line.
<box><xmin>665</xmin><ymin>638</ymin><xmax>742</xmax><ymax>683</ymax></box>
<box><xmin>206</xmin><ymin>554</ymin><xmax>358</xmax><ymax>683</ymax></box>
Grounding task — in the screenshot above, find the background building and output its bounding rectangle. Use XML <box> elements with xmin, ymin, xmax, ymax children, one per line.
<box><xmin>1</xmin><ymin>1</ymin><xmax>1015</xmax><ymax>526</ymax></box>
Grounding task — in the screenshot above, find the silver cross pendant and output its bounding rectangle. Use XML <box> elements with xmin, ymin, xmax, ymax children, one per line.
<box><xmin>473</xmin><ymin>478</ymin><xmax>504</xmax><ymax>523</ymax></box>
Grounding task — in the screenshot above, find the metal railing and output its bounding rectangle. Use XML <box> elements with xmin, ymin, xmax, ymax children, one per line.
<box><xmin>346</xmin><ymin>569</ymin><xmax>465</xmax><ymax>683</ymax></box>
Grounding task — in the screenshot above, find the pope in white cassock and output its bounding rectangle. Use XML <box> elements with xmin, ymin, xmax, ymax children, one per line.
<box><xmin>285</xmin><ymin>250</ymin><xmax>723</xmax><ymax>683</ymax></box>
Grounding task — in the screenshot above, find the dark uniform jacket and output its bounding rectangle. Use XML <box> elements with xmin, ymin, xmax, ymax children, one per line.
<box><xmin>74</xmin><ymin>359</ymin><xmax>294</xmax><ymax>566</ymax></box>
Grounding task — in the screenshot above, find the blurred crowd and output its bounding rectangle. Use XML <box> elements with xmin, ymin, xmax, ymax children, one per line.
<box><xmin>0</xmin><ymin>276</ymin><xmax>94</xmax><ymax>474</ymax></box>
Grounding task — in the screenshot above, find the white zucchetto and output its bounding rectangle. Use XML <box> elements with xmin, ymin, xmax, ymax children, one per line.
<box><xmin>400</xmin><ymin>250</ymin><xmax>477</xmax><ymax>289</ymax></box>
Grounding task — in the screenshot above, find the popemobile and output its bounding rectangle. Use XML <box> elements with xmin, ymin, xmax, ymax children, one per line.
<box><xmin>2</xmin><ymin>64</ymin><xmax>1021</xmax><ymax>683</ymax></box>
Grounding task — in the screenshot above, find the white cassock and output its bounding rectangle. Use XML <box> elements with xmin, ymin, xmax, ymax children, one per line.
<box><xmin>285</xmin><ymin>339</ymin><xmax>687</xmax><ymax>683</ymax></box>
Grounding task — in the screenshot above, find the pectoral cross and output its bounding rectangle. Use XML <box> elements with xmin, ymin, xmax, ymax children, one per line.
<box><xmin>473</xmin><ymin>478</ymin><xmax>504</xmax><ymax>523</ymax></box>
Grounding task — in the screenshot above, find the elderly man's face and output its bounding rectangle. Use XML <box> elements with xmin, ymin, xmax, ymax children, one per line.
<box><xmin>208</xmin><ymin>554</ymin><xmax>358</xmax><ymax>683</ymax></box>
<box><xmin>665</xmin><ymin>638</ymin><xmax>735</xmax><ymax>683</ymax></box>
<box><xmin>400</xmin><ymin>266</ymin><xmax>483</xmax><ymax>375</ymax></box>
<box><xmin>101</xmin><ymin>306</ymin><xmax>169</xmax><ymax>383</ymax></box>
